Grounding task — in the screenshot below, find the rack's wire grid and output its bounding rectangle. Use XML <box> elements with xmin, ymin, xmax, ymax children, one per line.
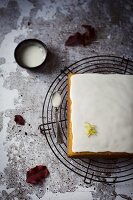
<box><xmin>40</xmin><ymin>55</ymin><xmax>133</xmax><ymax>184</ymax></box>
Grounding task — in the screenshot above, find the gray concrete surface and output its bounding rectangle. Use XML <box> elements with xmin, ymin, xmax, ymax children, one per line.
<box><xmin>0</xmin><ymin>0</ymin><xmax>133</xmax><ymax>199</ymax></box>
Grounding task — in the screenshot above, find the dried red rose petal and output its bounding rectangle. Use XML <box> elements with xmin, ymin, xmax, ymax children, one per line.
<box><xmin>82</xmin><ymin>24</ymin><xmax>96</xmax><ymax>45</ymax></box>
<box><xmin>82</xmin><ymin>31</ymin><xmax>94</xmax><ymax>46</ymax></box>
<box><xmin>26</xmin><ymin>165</ymin><xmax>49</xmax><ymax>184</ymax></box>
<box><xmin>14</xmin><ymin>115</ymin><xmax>25</xmax><ymax>125</ymax></box>
<box><xmin>65</xmin><ymin>32</ymin><xmax>82</xmax><ymax>46</ymax></box>
<box><xmin>65</xmin><ymin>25</ymin><xmax>96</xmax><ymax>46</ymax></box>
<box><xmin>82</xmin><ymin>24</ymin><xmax>95</xmax><ymax>32</ymax></box>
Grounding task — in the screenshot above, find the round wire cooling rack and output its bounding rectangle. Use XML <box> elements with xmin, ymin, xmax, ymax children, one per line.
<box><xmin>40</xmin><ymin>55</ymin><xmax>133</xmax><ymax>184</ymax></box>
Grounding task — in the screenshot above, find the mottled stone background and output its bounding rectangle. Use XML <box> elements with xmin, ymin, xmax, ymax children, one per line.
<box><xmin>0</xmin><ymin>0</ymin><xmax>133</xmax><ymax>199</ymax></box>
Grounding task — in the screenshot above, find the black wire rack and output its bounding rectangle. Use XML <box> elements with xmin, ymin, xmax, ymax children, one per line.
<box><xmin>40</xmin><ymin>55</ymin><xmax>133</xmax><ymax>184</ymax></box>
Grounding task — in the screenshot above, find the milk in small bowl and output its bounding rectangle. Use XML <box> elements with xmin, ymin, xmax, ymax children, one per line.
<box><xmin>14</xmin><ymin>39</ymin><xmax>47</xmax><ymax>69</ymax></box>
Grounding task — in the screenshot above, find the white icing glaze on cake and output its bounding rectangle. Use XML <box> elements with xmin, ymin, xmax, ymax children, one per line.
<box><xmin>70</xmin><ymin>74</ymin><xmax>133</xmax><ymax>153</ymax></box>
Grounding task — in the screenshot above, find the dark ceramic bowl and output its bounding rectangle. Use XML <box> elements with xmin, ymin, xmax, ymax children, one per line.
<box><xmin>14</xmin><ymin>39</ymin><xmax>48</xmax><ymax>69</ymax></box>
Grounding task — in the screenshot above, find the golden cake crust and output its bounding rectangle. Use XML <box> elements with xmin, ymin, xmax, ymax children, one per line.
<box><xmin>67</xmin><ymin>73</ymin><xmax>133</xmax><ymax>158</ymax></box>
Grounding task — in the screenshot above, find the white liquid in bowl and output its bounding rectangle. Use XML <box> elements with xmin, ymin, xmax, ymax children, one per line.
<box><xmin>21</xmin><ymin>43</ymin><xmax>47</xmax><ymax>68</ymax></box>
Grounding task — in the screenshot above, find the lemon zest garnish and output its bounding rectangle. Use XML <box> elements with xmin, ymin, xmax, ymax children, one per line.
<box><xmin>84</xmin><ymin>122</ymin><xmax>96</xmax><ymax>136</ymax></box>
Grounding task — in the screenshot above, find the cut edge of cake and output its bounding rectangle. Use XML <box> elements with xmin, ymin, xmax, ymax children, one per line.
<box><xmin>67</xmin><ymin>73</ymin><xmax>133</xmax><ymax>158</ymax></box>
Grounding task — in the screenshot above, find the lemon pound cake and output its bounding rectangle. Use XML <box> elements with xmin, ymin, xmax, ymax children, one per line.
<box><xmin>67</xmin><ymin>73</ymin><xmax>133</xmax><ymax>158</ymax></box>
